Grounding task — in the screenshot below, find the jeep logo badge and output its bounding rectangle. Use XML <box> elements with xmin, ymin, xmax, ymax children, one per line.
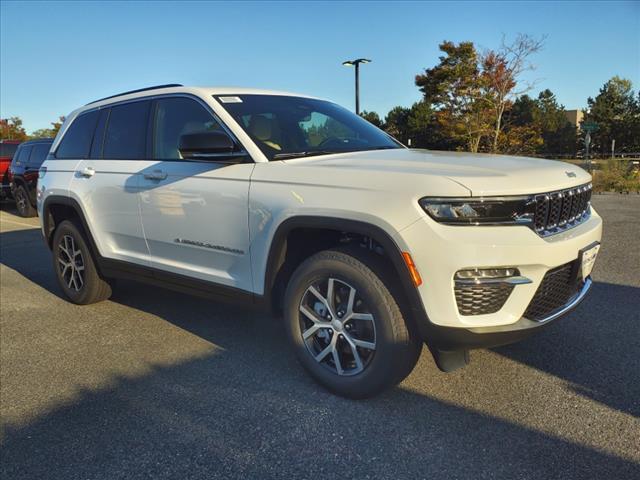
<box><xmin>565</xmin><ymin>171</ymin><xmax>577</xmax><ymax>178</ymax></box>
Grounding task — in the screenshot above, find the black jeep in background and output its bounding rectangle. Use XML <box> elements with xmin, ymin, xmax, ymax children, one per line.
<box><xmin>9</xmin><ymin>138</ymin><xmax>53</xmax><ymax>217</ymax></box>
<box><xmin>1</xmin><ymin>139</ymin><xmax>21</xmax><ymax>200</ymax></box>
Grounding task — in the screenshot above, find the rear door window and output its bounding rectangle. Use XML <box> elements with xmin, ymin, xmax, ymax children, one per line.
<box><xmin>90</xmin><ymin>109</ymin><xmax>110</xmax><ymax>159</ymax></box>
<box><xmin>56</xmin><ymin>111</ymin><xmax>99</xmax><ymax>159</ymax></box>
<box><xmin>103</xmin><ymin>101</ymin><xmax>150</xmax><ymax>159</ymax></box>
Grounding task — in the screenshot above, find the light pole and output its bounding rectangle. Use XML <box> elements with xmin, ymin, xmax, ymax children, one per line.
<box><xmin>342</xmin><ymin>58</ymin><xmax>371</xmax><ymax>115</ymax></box>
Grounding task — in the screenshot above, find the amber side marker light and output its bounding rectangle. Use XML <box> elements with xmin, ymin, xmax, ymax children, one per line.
<box><xmin>402</xmin><ymin>252</ymin><xmax>423</xmax><ymax>287</ymax></box>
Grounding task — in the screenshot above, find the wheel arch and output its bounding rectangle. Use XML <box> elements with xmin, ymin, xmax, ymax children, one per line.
<box><xmin>42</xmin><ymin>196</ymin><xmax>101</xmax><ymax>264</ymax></box>
<box><xmin>12</xmin><ymin>175</ymin><xmax>27</xmax><ymax>188</ymax></box>
<box><xmin>263</xmin><ymin>216</ymin><xmax>429</xmax><ymax>329</ymax></box>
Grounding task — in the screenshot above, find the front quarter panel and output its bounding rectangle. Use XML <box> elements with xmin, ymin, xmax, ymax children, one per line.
<box><xmin>248</xmin><ymin>160</ymin><xmax>470</xmax><ymax>295</ymax></box>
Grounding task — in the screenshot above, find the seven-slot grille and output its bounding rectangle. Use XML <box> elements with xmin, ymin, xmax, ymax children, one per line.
<box><xmin>533</xmin><ymin>183</ymin><xmax>592</xmax><ymax>235</ymax></box>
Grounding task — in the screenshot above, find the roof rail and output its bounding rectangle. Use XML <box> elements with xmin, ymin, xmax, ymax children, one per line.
<box><xmin>86</xmin><ymin>84</ymin><xmax>183</xmax><ymax>105</ymax></box>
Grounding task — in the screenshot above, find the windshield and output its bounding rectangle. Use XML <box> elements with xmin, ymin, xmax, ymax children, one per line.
<box><xmin>216</xmin><ymin>94</ymin><xmax>402</xmax><ymax>160</ymax></box>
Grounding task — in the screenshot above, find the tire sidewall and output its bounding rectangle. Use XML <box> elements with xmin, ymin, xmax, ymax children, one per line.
<box><xmin>15</xmin><ymin>186</ymin><xmax>30</xmax><ymax>217</ymax></box>
<box><xmin>284</xmin><ymin>253</ymin><xmax>406</xmax><ymax>397</ymax></box>
<box><xmin>52</xmin><ymin>221</ymin><xmax>99</xmax><ymax>304</ymax></box>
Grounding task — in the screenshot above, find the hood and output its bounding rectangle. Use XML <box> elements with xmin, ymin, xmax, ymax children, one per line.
<box><xmin>285</xmin><ymin>149</ymin><xmax>591</xmax><ymax>196</ymax></box>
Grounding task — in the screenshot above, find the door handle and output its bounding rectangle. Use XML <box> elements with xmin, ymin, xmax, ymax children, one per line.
<box><xmin>144</xmin><ymin>170</ymin><xmax>168</xmax><ymax>181</ymax></box>
<box><xmin>80</xmin><ymin>167</ymin><xmax>95</xmax><ymax>178</ymax></box>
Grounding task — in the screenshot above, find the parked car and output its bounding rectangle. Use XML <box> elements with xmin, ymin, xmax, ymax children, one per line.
<box><xmin>9</xmin><ymin>138</ymin><xmax>53</xmax><ymax>217</ymax></box>
<box><xmin>37</xmin><ymin>85</ymin><xmax>602</xmax><ymax>398</ymax></box>
<box><xmin>0</xmin><ymin>139</ymin><xmax>21</xmax><ymax>200</ymax></box>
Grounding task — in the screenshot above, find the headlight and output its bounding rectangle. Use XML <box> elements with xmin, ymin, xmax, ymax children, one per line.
<box><xmin>419</xmin><ymin>196</ymin><xmax>535</xmax><ymax>225</ymax></box>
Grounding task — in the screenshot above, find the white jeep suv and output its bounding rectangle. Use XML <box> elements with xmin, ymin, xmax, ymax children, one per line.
<box><xmin>38</xmin><ymin>84</ymin><xmax>602</xmax><ymax>398</ymax></box>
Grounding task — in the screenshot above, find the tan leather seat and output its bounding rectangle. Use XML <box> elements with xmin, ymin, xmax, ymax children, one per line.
<box><xmin>248</xmin><ymin>115</ymin><xmax>282</xmax><ymax>151</ymax></box>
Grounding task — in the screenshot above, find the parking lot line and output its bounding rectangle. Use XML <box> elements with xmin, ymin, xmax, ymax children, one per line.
<box><xmin>0</xmin><ymin>217</ymin><xmax>39</xmax><ymax>229</ymax></box>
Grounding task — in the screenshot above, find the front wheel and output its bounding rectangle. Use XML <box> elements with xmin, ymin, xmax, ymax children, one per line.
<box><xmin>284</xmin><ymin>248</ymin><xmax>422</xmax><ymax>398</ymax></box>
<box><xmin>52</xmin><ymin>220</ymin><xmax>112</xmax><ymax>305</ymax></box>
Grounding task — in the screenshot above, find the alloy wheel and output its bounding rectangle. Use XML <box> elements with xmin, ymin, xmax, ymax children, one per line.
<box><xmin>299</xmin><ymin>278</ymin><xmax>376</xmax><ymax>376</ymax></box>
<box><xmin>57</xmin><ymin>234</ymin><xmax>85</xmax><ymax>292</ymax></box>
<box><xmin>15</xmin><ymin>189</ymin><xmax>27</xmax><ymax>215</ymax></box>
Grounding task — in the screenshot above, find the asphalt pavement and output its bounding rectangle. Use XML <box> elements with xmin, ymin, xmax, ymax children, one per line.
<box><xmin>1</xmin><ymin>195</ymin><xmax>639</xmax><ymax>479</ymax></box>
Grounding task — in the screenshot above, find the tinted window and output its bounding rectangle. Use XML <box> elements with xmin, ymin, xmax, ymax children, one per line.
<box><xmin>90</xmin><ymin>109</ymin><xmax>110</xmax><ymax>159</ymax></box>
<box><xmin>103</xmin><ymin>101</ymin><xmax>150</xmax><ymax>159</ymax></box>
<box><xmin>10</xmin><ymin>146</ymin><xmax>22</xmax><ymax>164</ymax></box>
<box><xmin>28</xmin><ymin>143</ymin><xmax>52</xmax><ymax>167</ymax></box>
<box><xmin>13</xmin><ymin>145</ymin><xmax>32</xmax><ymax>165</ymax></box>
<box><xmin>153</xmin><ymin>97</ymin><xmax>224</xmax><ymax>160</ymax></box>
<box><xmin>56</xmin><ymin>111</ymin><xmax>99</xmax><ymax>159</ymax></box>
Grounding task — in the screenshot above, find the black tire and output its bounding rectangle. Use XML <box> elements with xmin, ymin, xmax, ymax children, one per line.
<box><xmin>14</xmin><ymin>185</ymin><xmax>36</xmax><ymax>218</ymax></box>
<box><xmin>52</xmin><ymin>220</ymin><xmax>112</xmax><ymax>305</ymax></box>
<box><xmin>284</xmin><ymin>248</ymin><xmax>422</xmax><ymax>399</ymax></box>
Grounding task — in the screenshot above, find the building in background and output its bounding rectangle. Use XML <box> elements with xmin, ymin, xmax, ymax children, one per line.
<box><xmin>564</xmin><ymin>109</ymin><xmax>584</xmax><ymax>128</ymax></box>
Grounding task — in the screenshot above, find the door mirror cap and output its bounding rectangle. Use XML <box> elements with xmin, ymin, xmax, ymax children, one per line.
<box><xmin>178</xmin><ymin>131</ymin><xmax>246</xmax><ymax>162</ymax></box>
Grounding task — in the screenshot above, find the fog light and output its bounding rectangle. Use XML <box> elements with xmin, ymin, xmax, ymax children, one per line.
<box><xmin>455</xmin><ymin>268</ymin><xmax>518</xmax><ymax>280</ymax></box>
<box><xmin>454</xmin><ymin>267</ymin><xmax>531</xmax><ymax>286</ymax></box>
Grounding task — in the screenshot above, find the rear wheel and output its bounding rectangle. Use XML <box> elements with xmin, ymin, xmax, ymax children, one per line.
<box><xmin>14</xmin><ymin>185</ymin><xmax>36</xmax><ymax>217</ymax></box>
<box><xmin>52</xmin><ymin>220</ymin><xmax>112</xmax><ymax>305</ymax></box>
<box><xmin>284</xmin><ymin>248</ymin><xmax>421</xmax><ymax>398</ymax></box>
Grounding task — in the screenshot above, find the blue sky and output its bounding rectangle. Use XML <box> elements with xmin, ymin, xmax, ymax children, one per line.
<box><xmin>1</xmin><ymin>0</ymin><xmax>639</xmax><ymax>132</ymax></box>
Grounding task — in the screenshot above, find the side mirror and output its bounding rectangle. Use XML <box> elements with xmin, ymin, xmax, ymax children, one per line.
<box><xmin>178</xmin><ymin>131</ymin><xmax>246</xmax><ymax>162</ymax></box>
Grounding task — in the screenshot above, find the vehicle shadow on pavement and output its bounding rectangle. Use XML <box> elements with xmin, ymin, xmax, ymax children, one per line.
<box><xmin>2</xmin><ymin>226</ymin><xmax>639</xmax><ymax>478</ymax></box>
<box><xmin>1</xmin><ymin>342</ymin><xmax>638</xmax><ymax>480</ymax></box>
<box><xmin>494</xmin><ymin>280</ymin><xmax>640</xmax><ymax>419</ymax></box>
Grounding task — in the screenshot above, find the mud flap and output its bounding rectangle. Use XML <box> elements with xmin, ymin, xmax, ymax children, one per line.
<box><xmin>429</xmin><ymin>347</ymin><xmax>470</xmax><ymax>372</ymax></box>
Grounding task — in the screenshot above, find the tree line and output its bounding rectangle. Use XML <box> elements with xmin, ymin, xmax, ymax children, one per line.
<box><xmin>0</xmin><ymin>116</ymin><xmax>64</xmax><ymax>142</ymax></box>
<box><xmin>2</xmin><ymin>35</ymin><xmax>639</xmax><ymax>160</ymax></box>
<box><xmin>361</xmin><ymin>36</ymin><xmax>640</xmax><ymax>158</ymax></box>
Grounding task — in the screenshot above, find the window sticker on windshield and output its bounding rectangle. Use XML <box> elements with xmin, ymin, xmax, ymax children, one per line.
<box><xmin>218</xmin><ymin>96</ymin><xmax>243</xmax><ymax>103</ymax></box>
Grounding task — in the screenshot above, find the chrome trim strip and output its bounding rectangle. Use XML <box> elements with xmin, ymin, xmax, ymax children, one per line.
<box><xmin>526</xmin><ymin>277</ymin><xmax>593</xmax><ymax>324</ymax></box>
<box><xmin>454</xmin><ymin>276</ymin><xmax>533</xmax><ymax>286</ymax></box>
<box><xmin>174</xmin><ymin>238</ymin><xmax>245</xmax><ymax>255</ymax></box>
<box><xmin>184</xmin><ymin>152</ymin><xmax>249</xmax><ymax>160</ymax></box>
<box><xmin>467</xmin><ymin>276</ymin><xmax>593</xmax><ymax>334</ymax></box>
<box><xmin>538</xmin><ymin>209</ymin><xmax>591</xmax><ymax>237</ymax></box>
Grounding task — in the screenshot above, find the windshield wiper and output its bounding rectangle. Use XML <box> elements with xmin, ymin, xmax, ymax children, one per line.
<box><xmin>273</xmin><ymin>145</ymin><xmax>401</xmax><ymax>160</ymax></box>
<box><xmin>272</xmin><ymin>150</ymin><xmax>338</xmax><ymax>160</ymax></box>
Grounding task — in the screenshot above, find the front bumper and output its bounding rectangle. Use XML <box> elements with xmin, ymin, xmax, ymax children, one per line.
<box><xmin>394</xmin><ymin>206</ymin><xmax>602</xmax><ymax>346</ymax></box>
<box><xmin>426</xmin><ymin>277</ymin><xmax>592</xmax><ymax>351</ymax></box>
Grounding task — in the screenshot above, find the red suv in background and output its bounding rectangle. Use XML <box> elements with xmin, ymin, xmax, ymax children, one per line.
<box><xmin>0</xmin><ymin>140</ymin><xmax>21</xmax><ymax>200</ymax></box>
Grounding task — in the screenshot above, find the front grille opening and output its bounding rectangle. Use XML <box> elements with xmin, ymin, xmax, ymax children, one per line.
<box><xmin>533</xmin><ymin>183</ymin><xmax>592</xmax><ymax>236</ymax></box>
<box><xmin>524</xmin><ymin>261</ymin><xmax>583</xmax><ymax>321</ymax></box>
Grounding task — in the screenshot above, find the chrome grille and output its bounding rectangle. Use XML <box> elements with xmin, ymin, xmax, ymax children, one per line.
<box><xmin>533</xmin><ymin>183</ymin><xmax>592</xmax><ymax>236</ymax></box>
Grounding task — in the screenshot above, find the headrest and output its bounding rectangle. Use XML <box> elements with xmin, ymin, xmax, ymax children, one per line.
<box><xmin>249</xmin><ymin>115</ymin><xmax>273</xmax><ymax>141</ymax></box>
